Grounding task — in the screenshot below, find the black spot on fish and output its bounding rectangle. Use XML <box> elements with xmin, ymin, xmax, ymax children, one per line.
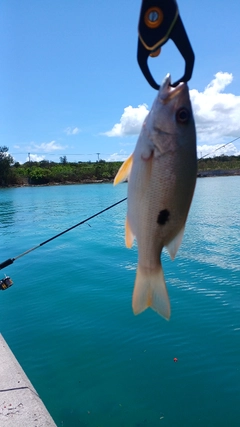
<box><xmin>157</xmin><ymin>209</ymin><xmax>170</xmax><ymax>225</ymax></box>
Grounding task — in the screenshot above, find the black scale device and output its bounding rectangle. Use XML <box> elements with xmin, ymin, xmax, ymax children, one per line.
<box><xmin>137</xmin><ymin>0</ymin><xmax>194</xmax><ymax>89</ymax></box>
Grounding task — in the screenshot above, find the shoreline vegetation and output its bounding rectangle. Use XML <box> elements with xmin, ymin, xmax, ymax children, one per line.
<box><xmin>1</xmin><ymin>149</ymin><xmax>240</xmax><ymax>188</ymax></box>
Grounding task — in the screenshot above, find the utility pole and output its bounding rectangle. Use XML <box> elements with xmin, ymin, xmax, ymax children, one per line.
<box><xmin>28</xmin><ymin>153</ymin><xmax>31</xmax><ymax>163</ymax></box>
<box><xmin>96</xmin><ymin>152</ymin><xmax>100</xmax><ymax>161</ymax></box>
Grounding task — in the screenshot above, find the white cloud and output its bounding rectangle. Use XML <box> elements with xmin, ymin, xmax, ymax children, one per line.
<box><xmin>27</xmin><ymin>154</ymin><xmax>45</xmax><ymax>162</ymax></box>
<box><xmin>106</xmin><ymin>150</ymin><xmax>129</xmax><ymax>162</ymax></box>
<box><xmin>29</xmin><ymin>140</ymin><xmax>65</xmax><ymax>153</ymax></box>
<box><xmin>104</xmin><ymin>104</ymin><xmax>149</xmax><ymax>137</ymax></box>
<box><xmin>103</xmin><ymin>72</ymin><xmax>240</xmax><ymax>160</ymax></box>
<box><xmin>190</xmin><ymin>72</ymin><xmax>240</xmax><ymax>142</ymax></box>
<box><xmin>64</xmin><ymin>127</ymin><xmax>80</xmax><ymax>135</ymax></box>
<box><xmin>197</xmin><ymin>142</ymin><xmax>240</xmax><ymax>159</ymax></box>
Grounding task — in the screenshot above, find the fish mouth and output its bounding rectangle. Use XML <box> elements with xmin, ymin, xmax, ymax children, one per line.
<box><xmin>159</xmin><ymin>74</ymin><xmax>186</xmax><ymax>101</ymax></box>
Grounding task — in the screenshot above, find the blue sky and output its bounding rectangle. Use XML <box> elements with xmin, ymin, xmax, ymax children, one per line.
<box><xmin>1</xmin><ymin>0</ymin><xmax>240</xmax><ymax>164</ymax></box>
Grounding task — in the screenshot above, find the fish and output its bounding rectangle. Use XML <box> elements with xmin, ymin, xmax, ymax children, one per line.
<box><xmin>114</xmin><ymin>74</ymin><xmax>197</xmax><ymax>319</ymax></box>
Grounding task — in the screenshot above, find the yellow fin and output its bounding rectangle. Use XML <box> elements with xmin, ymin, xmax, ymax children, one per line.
<box><xmin>166</xmin><ymin>226</ymin><xmax>185</xmax><ymax>260</ymax></box>
<box><xmin>132</xmin><ymin>265</ymin><xmax>170</xmax><ymax>320</ymax></box>
<box><xmin>113</xmin><ymin>154</ymin><xmax>133</xmax><ymax>186</ymax></box>
<box><xmin>125</xmin><ymin>216</ymin><xmax>134</xmax><ymax>248</ymax></box>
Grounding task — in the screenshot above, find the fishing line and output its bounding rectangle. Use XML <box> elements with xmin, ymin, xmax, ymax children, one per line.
<box><xmin>0</xmin><ymin>197</ymin><xmax>127</xmax><ymax>276</ymax></box>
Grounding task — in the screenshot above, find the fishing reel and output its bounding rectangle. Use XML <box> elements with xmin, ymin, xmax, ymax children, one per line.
<box><xmin>0</xmin><ymin>276</ymin><xmax>13</xmax><ymax>291</ymax></box>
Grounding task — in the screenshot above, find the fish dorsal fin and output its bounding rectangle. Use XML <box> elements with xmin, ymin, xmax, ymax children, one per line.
<box><xmin>113</xmin><ymin>154</ymin><xmax>133</xmax><ymax>185</ymax></box>
<box><xmin>125</xmin><ymin>216</ymin><xmax>135</xmax><ymax>248</ymax></box>
<box><xmin>166</xmin><ymin>226</ymin><xmax>185</xmax><ymax>260</ymax></box>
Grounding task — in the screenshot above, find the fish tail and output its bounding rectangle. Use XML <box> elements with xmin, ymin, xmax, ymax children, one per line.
<box><xmin>132</xmin><ymin>265</ymin><xmax>170</xmax><ymax>320</ymax></box>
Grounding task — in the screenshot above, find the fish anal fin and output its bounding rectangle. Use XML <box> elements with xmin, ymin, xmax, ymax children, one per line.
<box><xmin>166</xmin><ymin>226</ymin><xmax>185</xmax><ymax>260</ymax></box>
<box><xmin>114</xmin><ymin>154</ymin><xmax>133</xmax><ymax>185</ymax></box>
<box><xmin>132</xmin><ymin>265</ymin><xmax>170</xmax><ymax>320</ymax></box>
<box><xmin>125</xmin><ymin>216</ymin><xmax>134</xmax><ymax>248</ymax></box>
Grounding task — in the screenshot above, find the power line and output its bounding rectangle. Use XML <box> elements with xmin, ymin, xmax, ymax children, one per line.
<box><xmin>10</xmin><ymin>153</ymin><xmax>113</xmax><ymax>156</ymax></box>
<box><xmin>10</xmin><ymin>137</ymin><xmax>240</xmax><ymax>160</ymax></box>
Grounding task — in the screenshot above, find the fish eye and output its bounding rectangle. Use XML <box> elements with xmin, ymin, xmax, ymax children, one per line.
<box><xmin>176</xmin><ymin>108</ymin><xmax>190</xmax><ymax>124</ymax></box>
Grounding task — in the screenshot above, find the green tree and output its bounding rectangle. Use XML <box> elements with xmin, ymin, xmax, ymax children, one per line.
<box><xmin>0</xmin><ymin>146</ymin><xmax>14</xmax><ymax>185</ymax></box>
<box><xmin>60</xmin><ymin>155</ymin><xmax>68</xmax><ymax>164</ymax></box>
<box><xmin>28</xmin><ymin>166</ymin><xmax>50</xmax><ymax>184</ymax></box>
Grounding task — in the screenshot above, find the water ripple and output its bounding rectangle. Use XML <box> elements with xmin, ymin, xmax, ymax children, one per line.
<box><xmin>1</xmin><ymin>179</ymin><xmax>240</xmax><ymax>427</ymax></box>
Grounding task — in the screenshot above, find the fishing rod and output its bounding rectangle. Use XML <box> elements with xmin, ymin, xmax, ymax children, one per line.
<box><xmin>0</xmin><ymin>197</ymin><xmax>127</xmax><ymax>289</ymax></box>
<box><xmin>1</xmin><ymin>137</ymin><xmax>239</xmax><ymax>290</ymax></box>
<box><xmin>197</xmin><ymin>136</ymin><xmax>240</xmax><ymax>161</ymax></box>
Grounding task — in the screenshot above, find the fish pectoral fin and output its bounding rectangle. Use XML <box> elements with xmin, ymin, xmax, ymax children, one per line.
<box><xmin>132</xmin><ymin>265</ymin><xmax>170</xmax><ymax>320</ymax></box>
<box><xmin>125</xmin><ymin>216</ymin><xmax>134</xmax><ymax>248</ymax></box>
<box><xmin>166</xmin><ymin>226</ymin><xmax>185</xmax><ymax>260</ymax></box>
<box><xmin>113</xmin><ymin>154</ymin><xmax>133</xmax><ymax>185</ymax></box>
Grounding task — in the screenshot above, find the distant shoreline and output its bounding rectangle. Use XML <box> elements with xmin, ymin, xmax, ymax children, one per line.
<box><xmin>2</xmin><ymin>156</ymin><xmax>240</xmax><ymax>188</ymax></box>
<box><xmin>0</xmin><ymin>179</ymin><xmax>112</xmax><ymax>189</ymax></box>
<box><xmin>197</xmin><ymin>168</ymin><xmax>240</xmax><ymax>178</ymax></box>
<box><xmin>1</xmin><ymin>170</ymin><xmax>240</xmax><ymax>189</ymax></box>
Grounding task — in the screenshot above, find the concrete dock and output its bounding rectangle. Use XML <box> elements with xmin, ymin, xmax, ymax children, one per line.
<box><xmin>0</xmin><ymin>334</ymin><xmax>56</xmax><ymax>426</ymax></box>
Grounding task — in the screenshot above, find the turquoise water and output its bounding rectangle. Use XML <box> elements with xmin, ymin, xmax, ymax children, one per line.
<box><xmin>1</xmin><ymin>177</ymin><xmax>240</xmax><ymax>426</ymax></box>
